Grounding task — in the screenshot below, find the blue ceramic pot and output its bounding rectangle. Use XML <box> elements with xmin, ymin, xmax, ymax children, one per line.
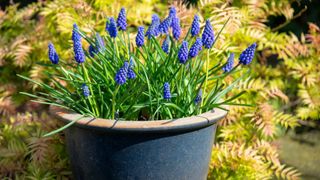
<box><xmin>50</xmin><ymin>106</ymin><xmax>227</xmax><ymax>180</ymax></box>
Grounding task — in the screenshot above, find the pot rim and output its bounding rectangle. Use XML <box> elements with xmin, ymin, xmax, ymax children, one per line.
<box><xmin>50</xmin><ymin>105</ymin><xmax>228</xmax><ymax>133</ymax></box>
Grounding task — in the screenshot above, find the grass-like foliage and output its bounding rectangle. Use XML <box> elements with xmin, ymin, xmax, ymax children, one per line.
<box><xmin>19</xmin><ymin>7</ymin><xmax>255</xmax><ymax>122</ymax></box>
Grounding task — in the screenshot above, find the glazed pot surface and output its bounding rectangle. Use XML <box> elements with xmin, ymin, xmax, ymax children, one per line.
<box><xmin>50</xmin><ymin>106</ymin><xmax>227</xmax><ymax>180</ymax></box>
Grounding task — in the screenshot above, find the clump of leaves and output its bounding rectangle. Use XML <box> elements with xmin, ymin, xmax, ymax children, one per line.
<box><xmin>20</xmin><ymin>7</ymin><xmax>253</xmax><ymax>123</ymax></box>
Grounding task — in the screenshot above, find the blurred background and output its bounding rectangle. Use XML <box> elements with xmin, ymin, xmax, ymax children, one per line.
<box><xmin>0</xmin><ymin>0</ymin><xmax>319</xmax><ymax>179</ymax></box>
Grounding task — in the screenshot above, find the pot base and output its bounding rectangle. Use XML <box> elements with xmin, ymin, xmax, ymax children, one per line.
<box><xmin>65</xmin><ymin>124</ymin><xmax>217</xmax><ymax>180</ymax></box>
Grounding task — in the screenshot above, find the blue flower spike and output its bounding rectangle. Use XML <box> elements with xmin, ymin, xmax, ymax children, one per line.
<box><xmin>82</xmin><ymin>84</ymin><xmax>90</xmax><ymax>97</ymax></box>
<box><xmin>106</xmin><ymin>17</ymin><xmax>118</xmax><ymax>38</ymax></box>
<box><xmin>202</xmin><ymin>20</ymin><xmax>215</xmax><ymax>49</ymax></box>
<box><xmin>159</xmin><ymin>17</ymin><xmax>172</xmax><ymax>34</ymax></box>
<box><xmin>115</xmin><ymin>62</ymin><xmax>129</xmax><ymax>85</ymax></box>
<box><xmin>136</xmin><ymin>26</ymin><xmax>145</xmax><ymax>47</ymax></box>
<box><xmin>127</xmin><ymin>68</ymin><xmax>136</xmax><ymax>79</ymax></box>
<box><xmin>162</xmin><ymin>36</ymin><xmax>170</xmax><ymax>54</ymax></box>
<box><xmin>222</xmin><ymin>53</ymin><xmax>235</xmax><ymax>73</ymax></box>
<box><xmin>146</xmin><ymin>14</ymin><xmax>160</xmax><ymax>39</ymax></box>
<box><xmin>117</xmin><ymin>7</ymin><xmax>127</xmax><ymax>31</ymax></box>
<box><xmin>72</xmin><ymin>23</ymin><xmax>85</xmax><ymax>63</ymax></box>
<box><xmin>178</xmin><ymin>41</ymin><xmax>189</xmax><ymax>64</ymax></box>
<box><xmin>172</xmin><ymin>17</ymin><xmax>181</xmax><ymax>40</ymax></box>
<box><xmin>239</xmin><ymin>43</ymin><xmax>257</xmax><ymax>65</ymax></box>
<box><xmin>48</xmin><ymin>42</ymin><xmax>59</xmax><ymax>64</ymax></box>
<box><xmin>191</xmin><ymin>15</ymin><xmax>200</xmax><ymax>37</ymax></box>
<box><xmin>194</xmin><ymin>89</ymin><xmax>202</xmax><ymax>105</ymax></box>
<box><xmin>169</xmin><ymin>7</ymin><xmax>177</xmax><ymax>20</ymax></box>
<box><xmin>163</xmin><ymin>82</ymin><xmax>171</xmax><ymax>100</ymax></box>
<box><xmin>189</xmin><ymin>37</ymin><xmax>202</xmax><ymax>58</ymax></box>
<box><xmin>88</xmin><ymin>45</ymin><xmax>96</xmax><ymax>58</ymax></box>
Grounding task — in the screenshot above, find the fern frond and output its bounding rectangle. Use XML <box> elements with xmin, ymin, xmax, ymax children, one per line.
<box><xmin>0</xmin><ymin>97</ymin><xmax>16</xmax><ymax>116</ymax></box>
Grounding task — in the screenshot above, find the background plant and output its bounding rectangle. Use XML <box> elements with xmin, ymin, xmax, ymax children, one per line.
<box><xmin>0</xmin><ymin>113</ymin><xmax>71</xmax><ymax>179</ymax></box>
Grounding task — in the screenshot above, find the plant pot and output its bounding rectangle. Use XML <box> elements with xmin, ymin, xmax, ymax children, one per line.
<box><xmin>50</xmin><ymin>106</ymin><xmax>227</xmax><ymax>180</ymax></box>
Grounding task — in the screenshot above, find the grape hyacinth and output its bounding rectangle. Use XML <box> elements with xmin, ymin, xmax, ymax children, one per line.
<box><xmin>129</xmin><ymin>57</ymin><xmax>135</xmax><ymax>67</ymax></box>
<box><xmin>162</xmin><ymin>36</ymin><xmax>170</xmax><ymax>54</ymax></box>
<box><xmin>106</xmin><ymin>17</ymin><xmax>118</xmax><ymax>38</ymax></box>
<box><xmin>202</xmin><ymin>20</ymin><xmax>215</xmax><ymax>49</ymax></box>
<box><xmin>82</xmin><ymin>84</ymin><xmax>90</xmax><ymax>97</ymax></box>
<box><xmin>48</xmin><ymin>43</ymin><xmax>59</xmax><ymax>64</ymax></box>
<box><xmin>178</xmin><ymin>41</ymin><xmax>188</xmax><ymax>64</ymax></box>
<box><xmin>115</xmin><ymin>62</ymin><xmax>129</xmax><ymax>85</ymax></box>
<box><xmin>169</xmin><ymin>7</ymin><xmax>177</xmax><ymax>20</ymax></box>
<box><xmin>88</xmin><ymin>45</ymin><xmax>96</xmax><ymax>58</ymax></box>
<box><xmin>146</xmin><ymin>14</ymin><xmax>160</xmax><ymax>39</ymax></box>
<box><xmin>117</xmin><ymin>8</ymin><xmax>127</xmax><ymax>31</ymax></box>
<box><xmin>127</xmin><ymin>68</ymin><xmax>136</xmax><ymax>79</ymax></box>
<box><xmin>189</xmin><ymin>37</ymin><xmax>202</xmax><ymax>58</ymax></box>
<box><xmin>191</xmin><ymin>15</ymin><xmax>200</xmax><ymax>37</ymax></box>
<box><xmin>95</xmin><ymin>33</ymin><xmax>105</xmax><ymax>52</ymax></box>
<box><xmin>194</xmin><ymin>89</ymin><xmax>202</xmax><ymax>105</ymax></box>
<box><xmin>172</xmin><ymin>17</ymin><xmax>181</xmax><ymax>40</ymax></box>
<box><xmin>222</xmin><ymin>53</ymin><xmax>235</xmax><ymax>73</ymax></box>
<box><xmin>72</xmin><ymin>23</ymin><xmax>85</xmax><ymax>63</ymax></box>
<box><xmin>159</xmin><ymin>17</ymin><xmax>172</xmax><ymax>34</ymax></box>
<box><xmin>136</xmin><ymin>26</ymin><xmax>145</xmax><ymax>47</ymax></box>
<box><xmin>239</xmin><ymin>43</ymin><xmax>257</xmax><ymax>65</ymax></box>
<box><xmin>163</xmin><ymin>82</ymin><xmax>171</xmax><ymax>100</ymax></box>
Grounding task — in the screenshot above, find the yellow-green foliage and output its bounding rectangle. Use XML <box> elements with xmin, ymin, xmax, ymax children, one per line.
<box><xmin>0</xmin><ymin>113</ymin><xmax>70</xmax><ymax>179</ymax></box>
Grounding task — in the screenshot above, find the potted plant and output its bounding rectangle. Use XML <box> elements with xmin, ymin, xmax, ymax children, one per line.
<box><xmin>20</xmin><ymin>7</ymin><xmax>256</xmax><ymax>180</ymax></box>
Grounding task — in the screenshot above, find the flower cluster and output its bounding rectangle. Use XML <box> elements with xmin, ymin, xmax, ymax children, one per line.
<box><xmin>163</xmin><ymin>82</ymin><xmax>171</xmax><ymax>100</ymax></box>
<box><xmin>48</xmin><ymin>43</ymin><xmax>59</xmax><ymax>64</ymax></box>
<box><xmin>222</xmin><ymin>53</ymin><xmax>235</xmax><ymax>73</ymax></box>
<box><xmin>136</xmin><ymin>26</ymin><xmax>145</xmax><ymax>47</ymax></box>
<box><xmin>40</xmin><ymin>6</ymin><xmax>257</xmax><ymax>121</ymax></box>
<box><xmin>239</xmin><ymin>43</ymin><xmax>257</xmax><ymax>65</ymax></box>
<box><xmin>72</xmin><ymin>24</ymin><xmax>85</xmax><ymax>63</ymax></box>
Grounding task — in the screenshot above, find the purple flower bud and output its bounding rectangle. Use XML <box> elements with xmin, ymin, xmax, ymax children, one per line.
<box><xmin>95</xmin><ymin>33</ymin><xmax>105</xmax><ymax>52</ymax></box>
<box><xmin>194</xmin><ymin>89</ymin><xmax>202</xmax><ymax>105</ymax></box>
<box><xmin>178</xmin><ymin>41</ymin><xmax>188</xmax><ymax>64</ymax></box>
<box><xmin>146</xmin><ymin>14</ymin><xmax>161</xmax><ymax>39</ymax></box>
<box><xmin>115</xmin><ymin>62</ymin><xmax>129</xmax><ymax>85</ymax></box>
<box><xmin>82</xmin><ymin>84</ymin><xmax>90</xmax><ymax>97</ymax></box>
<box><xmin>162</xmin><ymin>36</ymin><xmax>170</xmax><ymax>54</ymax></box>
<box><xmin>191</xmin><ymin>15</ymin><xmax>200</xmax><ymax>37</ymax></box>
<box><xmin>88</xmin><ymin>45</ymin><xmax>96</xmax><ymax>58</ymax></box>
<box><xmin>163</xmin><ymin>82</ymin><xmax>171</xmax><ymax>100</ymax></box>
<box><xmin>159</xmin><ymin>17</ymin><xmax>172</xmax><ymax>34</ymax></box>
<box><xmin>189</xmin><ymin>37</ymin><xmax>202</xmax><ymax>58</ymax></box>
<box><xmin>106</xmin><ymin>17</ymin><xmax>118</xmax><ymax>38</ymax></box>
<box><xmin>239</xmin><ymin>43</ymin><xmax>257</xmax><ymax>65</ymax></box>
<box><xmin>127</xmin><ymin>68</ymin><xmax>136</xmax><ymax>79</ymax></box>
<box><xmin>202</xmin><ymin>20</ymin><xmax>215</xmax><ymax>49</ymax></box>
<box><xmin>172</xmin><ymin>17</ymin><xmax>181</xmax><ymax>40</ymax></box>
<box><xmin>117</xmin><ymin>8</ymin><xmax>127</xmax><ymax>31</ymax></box>
<box><xmin>169</xmin><ymin>7</ymin><xmax>177</xmax><ymax>19</ymax></box>
<box><xmin>48</xmin><ymin>42</ymin><xmax>59</xmax><ymax>64</ymax></box>
<box><xmin>129</xmin><ymin>57</ymin><xmax>134</xmax><ymax>67</ymax></box>
<box><xmin>72</xmin><ymin>23</ymin><xmax>85</xmax><ymax>63</ymax></box>
<box><xmin>222</xmin><ymin>53</ymin><xmax>234</xmax><ymax>73</ymax></box>
<box><xmin>136</xmin><ymin>26</ymin><xmax>145</xmax><ymax>47</ymax></box>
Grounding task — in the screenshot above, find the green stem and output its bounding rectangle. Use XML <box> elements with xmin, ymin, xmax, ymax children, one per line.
<box><xmin>201</xmin><ymin>50</ymin><xmax>210</xmax><ymax>113</ymax></box>
<box><xmin>112</xmin><ymin>85</ymin><xmax>120</xmax><ymax>119</ymax></box>
<box><xmin>81</xmin><ymin>63</ymin><xmax>99</xmax><ymax>116</ymax></box>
